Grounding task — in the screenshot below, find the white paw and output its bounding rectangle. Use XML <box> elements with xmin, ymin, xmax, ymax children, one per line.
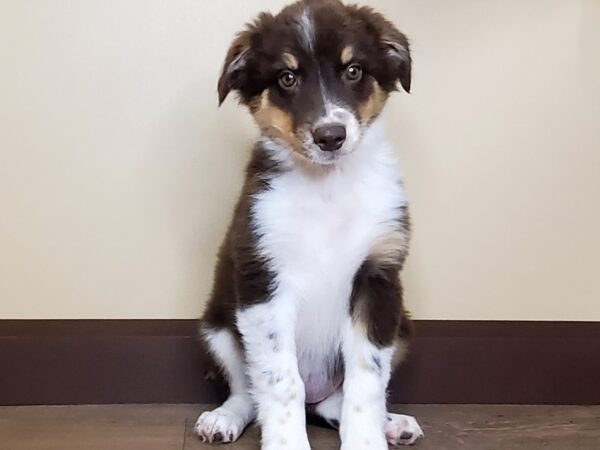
<box><xmin>385</xmin><ymin>413</ymin><xmax>424</xmax><ymax>446</ymax></box>
<box><xmin>195</xmin><ymin>408</ymin><xmax>245</xmax><ymax>444</ymax></box>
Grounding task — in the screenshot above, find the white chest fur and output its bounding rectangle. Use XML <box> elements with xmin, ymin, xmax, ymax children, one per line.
<box><xmin>251</xmin><ymin>122</ymin><xmax>407</xmax><ymax>401</ymax></box>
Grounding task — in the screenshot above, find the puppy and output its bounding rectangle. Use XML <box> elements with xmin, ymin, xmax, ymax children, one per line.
<box><xmin>196</xmin><ymin>1</ymin><xmax>423</xmax><ymax>448</ymax></box>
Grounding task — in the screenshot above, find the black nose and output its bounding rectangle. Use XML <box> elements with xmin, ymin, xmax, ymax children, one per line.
<box><xmin>313</xmin><ymin>124</ymin><xmax>346</xmax><ymax>151</ymax></box>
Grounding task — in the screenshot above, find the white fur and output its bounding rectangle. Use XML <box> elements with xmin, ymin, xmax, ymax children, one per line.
<box><xmin>195</xmin><ymin>329</ymin><xmax>255</xmax><ymax>443</ymax></box>
<box><xmin>298</xmin><ymin>8</ymin><xmax>315</xmax><ymax>52</ymax></box>
<box><xmin>313</xmin><ymin>386</ymin><xmax>344</xmax><ymax>423</ymax></box>
<box><xmin>339</xmin><ymin>318</ymin><xmax>394</xmax><ymax>450</ymax></box>
<box><xmin>236</xmin><ymin>296</ymin><xmax>311</xmax><ymax>450</ymax></box>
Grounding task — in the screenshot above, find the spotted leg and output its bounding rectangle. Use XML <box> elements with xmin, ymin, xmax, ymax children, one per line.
<box><xmin>195</xmin><ymin>328</ymin><xmax>256</xmax><ymax>444</ymax></box>
<box><xmin>236</xmin><ymin>296</ymin><xmax>311</xmax><ymax>450</ymax></box>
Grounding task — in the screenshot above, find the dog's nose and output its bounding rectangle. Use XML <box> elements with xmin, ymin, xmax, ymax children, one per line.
<box><xmin>313</xmin><ymin>124</ymin><xmax>346</xmax><ymax>151</ymax></box>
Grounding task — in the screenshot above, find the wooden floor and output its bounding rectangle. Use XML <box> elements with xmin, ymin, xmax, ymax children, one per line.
<box><xmin>0</xmin><ymin>404</ymin><xmax>598</xmax><ymax>450</ymax></box>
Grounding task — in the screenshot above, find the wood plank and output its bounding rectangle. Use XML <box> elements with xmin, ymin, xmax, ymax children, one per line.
<box><xmin>183</xmin><ymin>405</ymin><xmax>600</xmax><ymax>450</ymax></box>
<box><xmin>0</xmin><ymin>404</ymin><xmax>193</xmax><ymax>450</ymax></box>
<box><xmin>0</xmin><ymin>404</ymin><xmax>598</xmax><ymax>450</ymax></box>
<box><xmin>398</xmin><ymin>404</ymin><xmax>600</xmax><ymax>450</ymax></box>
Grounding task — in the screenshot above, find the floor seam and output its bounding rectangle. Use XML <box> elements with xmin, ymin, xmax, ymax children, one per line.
<box><xmin>182</xmin><ymin>418</ymin><xmax>188</xmax><ymax>450</ymax></box>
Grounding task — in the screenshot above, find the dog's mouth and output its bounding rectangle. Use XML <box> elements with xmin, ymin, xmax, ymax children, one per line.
<box><xmin>296</xmin><ymin>137</ymin><xmax>356</xmax><ymax>166</ymax></box>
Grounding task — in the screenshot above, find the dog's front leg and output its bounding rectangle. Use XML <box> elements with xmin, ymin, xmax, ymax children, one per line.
<box><xmin>237</xmin><ymin>295</ymin><xmax>311</xmax><ymax>450</ymax></box>
<box><xmin>339</xmin><ymin>263</ymin><xmax>401</xmax><ymax>450</ymax></box>
<box><xmin>340</xmin><ymin>322</ymin><xmax>394</xmax><ymax>450</ymax></box>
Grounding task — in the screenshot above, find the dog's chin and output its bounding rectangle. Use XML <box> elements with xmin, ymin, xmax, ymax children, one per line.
<box><xmin>302</xmin><ymin>145</ymin><xmax>353</xmax><ymax>166</ymax></box>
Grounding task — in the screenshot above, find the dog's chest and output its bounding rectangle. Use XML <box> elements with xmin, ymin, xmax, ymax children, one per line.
<box><xmin>253</xmin><ymin>153</ymin><xmax>405</xmax><ymax>401</ymax></box>
<box><xmin>254</xmin><ymin>162</ymin><xmax>402</xmax><ymax>295</ymax></box>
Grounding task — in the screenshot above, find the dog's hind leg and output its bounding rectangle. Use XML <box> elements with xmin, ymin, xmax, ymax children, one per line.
<box><xmin>195</xmin><ymin>327</ymin><xmax>256</xmax><ymax>444</ymax></box>
<box><xmin>308</xmin><ymin>386</ymin><xmax>344</xmax><ymax>430</ymax></box>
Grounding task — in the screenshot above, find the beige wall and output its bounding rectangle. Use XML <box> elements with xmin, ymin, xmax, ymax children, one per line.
<box><xmin>1</xmin><ymin>0</ymin><xmax>598</xmax><ymax>320</ymax></box>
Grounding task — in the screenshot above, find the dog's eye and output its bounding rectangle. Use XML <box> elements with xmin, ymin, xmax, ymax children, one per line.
<box><xmin>344</xmin><ymin>63</ymin><xmax>363</xmax><ymax>82</ymax></box>
<box><xmin>278</xmin><ymin>71</ymin><xmax>297</xmax><ymax>89</ymax></box>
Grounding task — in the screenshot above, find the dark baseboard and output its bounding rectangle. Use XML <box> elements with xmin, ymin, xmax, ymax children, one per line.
<box><xmin>1</xmin><ymin>320</ymin><xmax>599</xmax><ymax>406</ymax></box>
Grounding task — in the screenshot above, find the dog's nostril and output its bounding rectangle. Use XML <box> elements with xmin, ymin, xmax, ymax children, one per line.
<box><xmin>313</xmin><ymin>124</ymin><xmax>346</xmax><ymax>151</ymax></box>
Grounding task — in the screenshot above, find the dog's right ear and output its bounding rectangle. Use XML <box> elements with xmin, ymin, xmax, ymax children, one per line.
<box><xmin>217</xmin><ymin>30</ymin><xmax>252</xmax><ymax>105</ymax></box>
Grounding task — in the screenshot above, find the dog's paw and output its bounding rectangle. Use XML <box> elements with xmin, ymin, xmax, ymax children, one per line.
<box><xmin>195</xmin><ymin>408</ymin><xmax>245</xmax><ymax>444</ymax></box>
<box><xmin>385</xmin><ymin>413</ymin><xmax>424</xmax><ymax>446</ymax></box>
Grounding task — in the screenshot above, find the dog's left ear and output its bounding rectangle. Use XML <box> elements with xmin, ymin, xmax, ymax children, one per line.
<box><xmin>382</xmin><ymin>31</ymin><xmax>412</xmax><ymax>93</ymax></box>
<box><xmin>357</xmin><ymin>7</ymin><xmax>412</xmax><ymax>93</ymax></box>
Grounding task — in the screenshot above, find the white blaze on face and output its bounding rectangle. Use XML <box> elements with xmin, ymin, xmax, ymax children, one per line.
<box><xmin>291</xmin><ymin>7</ymin><xmax>364</xmax><ymax>165</ymax></box>
<box><xmin>298</xmin><ymin>8</ymin><xmax>315</xmax><ymax>52</ymax></box>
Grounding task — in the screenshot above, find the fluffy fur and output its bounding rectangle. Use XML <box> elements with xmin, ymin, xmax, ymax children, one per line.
<box><xmin>197</xmin><ymin>1</ymin><xmax>422</xmax><ymax>448</ymax></box>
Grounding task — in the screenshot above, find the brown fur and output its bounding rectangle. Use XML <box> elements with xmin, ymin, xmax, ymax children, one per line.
<box><xmin>350</xmin><ymin>204</ymin><xmax>411</xmax><ymax>348</ymax></box>
<box><xmin>201</xmin><ymin>145</ymin><xmax>283</xmax><ymax>333</ymax></box>
<box><xmin>357</xmin><ymin>81</ymin><xmax>389</xmax><ymax>125</ymax></box>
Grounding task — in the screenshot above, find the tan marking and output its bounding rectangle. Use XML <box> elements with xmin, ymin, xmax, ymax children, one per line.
<box><xmin>354</xmin><ymin>405</ymin><xmax>363</xmax><ymax>413</ymax></box>
<box><xmin>351</xmin><ymin>321</ymin><xmax>376</xmax><ymax>372</ymax></box>
<box><xmin>341</xmin><ymin>46</ymin><xmax>354</xmax><ymax>65</ymax></box>
<box><xmin>282</xmin><ymin>52</ymin><xmax>299</xmax><ymax>70</ymax></box>
<box><xmin>353</xmin><ymin>319</ymin><xmax>369</xmax><ymax>337</ymax></box>
<box><xmin>359</xmin><ymin>354</ymin><xmax>371</xmax><ymax>371</ymax></box>
<box><xmin>252</xmin><ymin>91</ymin><xmax>312</xmax><ymax>159</ymax></box>
<box><xmin>253</xmin><ymin>91</ymin><xmax>295</xmax><ymax>138</ymax></box>
<box><xmin>392</xmin><ymin>338</ymin><xmax>409</xmax><ymax>368</ymax></box>
<box><xmin>370</xmin><ymin>229</ymin><xmax>409</xmax><ymax>267</ymax></box>
<box><xmin>358</xmin><ymin>81</ymin><xmax>389</xmax><ymax>125</ymax></box>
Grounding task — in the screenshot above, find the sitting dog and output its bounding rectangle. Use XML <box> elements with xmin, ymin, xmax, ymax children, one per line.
<box><xmin>196</xmin><ymin>0</ymin><xmax>423</xmax><ymax>448</ymax></box>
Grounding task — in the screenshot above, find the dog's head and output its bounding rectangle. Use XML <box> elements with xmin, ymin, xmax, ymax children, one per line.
<box><xmin>218</xmin><ymin>0</ymin><xmax>411</xmax><ymax>165</ymax></box>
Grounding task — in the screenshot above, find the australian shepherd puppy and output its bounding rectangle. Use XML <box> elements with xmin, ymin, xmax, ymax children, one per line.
<box><xmin>196</xmin><ymin>0</ymin><xmax>423</xmax><ymax>448</ymax></box>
